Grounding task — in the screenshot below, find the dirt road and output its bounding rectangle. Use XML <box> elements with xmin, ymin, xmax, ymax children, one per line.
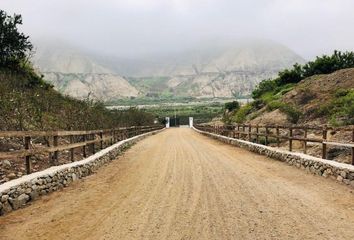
<box><xmin>1</xmin><ymin>128</ymin><xmax>353</xmax><ymax>240</ymax></box>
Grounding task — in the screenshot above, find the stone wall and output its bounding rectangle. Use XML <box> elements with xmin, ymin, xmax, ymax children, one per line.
<box><xmin>0</xmin><ymin>129</ymin><xmax>163</xmax><ymax>216</ymax></box>
<box><xmin>194</xmin><ymin>128</ymin><xmax>354</xmax><ymax>188</ymax></box>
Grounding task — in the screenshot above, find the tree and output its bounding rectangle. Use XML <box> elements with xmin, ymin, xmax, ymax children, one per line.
<box><xmin>278</xmin><ymin>63</ymin><xmax>302</xmax><ymax>85</ymax></box>
<box><xmin>224</xmin><ymin>101</ymin><xmax>240</xmax><ymax>112</ymax></box>
<box><xmin>251</xmin><ymin>78</ymin><xmax>278</xmax><ymax>99</ymax></box>
<box><xmin>0</xmin><ymin>10</ymin><xmax>33</xmax><ymax>69</ymax></box>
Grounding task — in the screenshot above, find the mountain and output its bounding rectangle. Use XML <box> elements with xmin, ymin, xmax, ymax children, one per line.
<box><xmin>33</xmin><ymin>39</ymin><xmax>305</xmax><ymax>101</ymax></box>
<box><xmin>33</xmin><ymin>41</ymin><xmax>139</xmax><ymax>100</ymax></box>
<box><xmin>44</xmin><ymin>73</ymin><xmax>138</xmax><ymax>100</ymax></box>
<box><xmin>34</xmin><ymin>41</ymin><xmax>113</xmax><ymax>74</ymax></box>
<box><xmin>124</xmin><ymin>40</ymin><xmax>305</xmax><ymax>99</ymax></box>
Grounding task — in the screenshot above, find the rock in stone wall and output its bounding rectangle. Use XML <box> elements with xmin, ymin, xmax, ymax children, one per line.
<box><xmin>195</xmin><ymin>128</ymin><xmax>354</xmax><ymax>188</ymax></box>
<box><xmin>0</xmin><ymin>130</ymin><xmax>162</xmax><ymax>216</ymax></box>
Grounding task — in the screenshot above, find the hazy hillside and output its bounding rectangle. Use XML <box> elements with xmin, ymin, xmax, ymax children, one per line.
<box><xmin>33</xmin><ymin>41</ymin><xmax>139</xmax><ymax>100</ymax></box>
<box><xmin>121</xmin><ymin>40</ymin><xmax>305</xmax><ymax>76</ymax></box>
<box><xmin>44</xmin><ymin>73</ymin><xmax>139</xmax><ymax>100</ymax></box>
<box><xmin>126</xmin><ymin>40</ymin><xmax>305</xmax><ymax>99</ymax></box>
<box><xmin>33</xmin><ymin>39</ymin><xmax>305</xmax><ymax>101</ymax></box>
<box><xmin>34</xmin><ymin>41</ymin><xmax>113</xmax><ymax>74</ymax></box>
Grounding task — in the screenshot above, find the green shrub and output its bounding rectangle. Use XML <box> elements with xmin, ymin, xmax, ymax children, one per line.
<box><xmin>329</xmin><ymin>89</ymin><xmax>354</xmax><ymax>125</ymax></box>
<box><xmin>250</xmin><ymin>99</ymin><xmax>265</xmax><ymax>110</ymax></box>
<box><xmin>282</xmin><ymin>104</ymin><xmax>301</xmax><ymax>124</ymax></box>
<box><xmin>275</xmin><ymin>83</ymin><xmax>295</xmax><ymax>96</ymax></box>
<box><xmin>266</xmin><ymin>101</ymin><xmax>284</xmax><ymax>111</ymax></box>
<box><xmin>266</xmin><ymin>101</ymin><xmax>301</xmax><ymax>124</ymax></box>
<box><xmin>252</xmin><ymin>78</ymin><xmax>279</xmax><ymax>99</ymax></box>
<box><xmin>233</xmin><ymin>104</ymin><xmax>253</xmax><ymax>123</ymax></box>
<box><xmin>224</xmin><ymin>101</ymin><xmax>240</xmax><ymax>112</ymax></box>
<box><xmin>278</xmin><ymin>63</ymin><xmax>302</xmax><ymax>85</ymax></box>
<box><xmin>334</xmin><ymin>88</ymin><xmax>350</xmax><ymax>98</ymax></box>
<box><xmin>315</xmin><ymin>104</ymin><xmax>330</xmax><ymax>117</ymax></box>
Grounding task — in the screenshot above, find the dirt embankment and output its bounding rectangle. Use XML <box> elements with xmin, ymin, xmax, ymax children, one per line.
<box><xmin>251</xmin><ymin>68</ymin><xmax>354</xmax><ymax>126</ymax></box>
<box><xmin>0</xmin><ymin>128</ymin><xmax>353</xmax><ymax>240</ymax></box>
<box><xmin>247</xmin><ymin>68</ymin><xmax>354</xmax><ymax>163</ymax></box>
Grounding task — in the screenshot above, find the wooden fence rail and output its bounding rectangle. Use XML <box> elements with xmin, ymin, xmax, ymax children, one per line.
<box><xmin>195</xmin><ymin>124</ymin><xmax>354</xmax><ymax>165</ymax></box>
<box><xmin>0</xmin><ymin>125</ymin><xmax>164</xmax><ymax>174</ymax></box>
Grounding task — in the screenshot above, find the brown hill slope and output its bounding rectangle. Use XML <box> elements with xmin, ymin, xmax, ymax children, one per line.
<box><xmin>249</xmin><ymin>68</ymin><xmax>354</xmax><ymax>126</ymax></box>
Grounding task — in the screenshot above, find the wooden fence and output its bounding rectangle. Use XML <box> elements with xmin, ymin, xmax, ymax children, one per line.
<box><xmin>195</xmin><ymin>124</ymin><xmax>354</xmax><ymax>165</ymax></box>
<box><xmin>0</xmin><ymin>125</ymin><xmax>163</xmax><ymax>174</ymax></box>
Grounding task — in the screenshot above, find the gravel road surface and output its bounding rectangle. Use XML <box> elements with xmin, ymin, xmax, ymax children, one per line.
<box><xmin>1</xmin><ymin>128</ymin><xmax>353</xmax><ymax>240</ymax></box>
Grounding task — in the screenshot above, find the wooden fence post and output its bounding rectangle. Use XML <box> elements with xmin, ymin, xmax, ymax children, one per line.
<box><xmin>276</xmin><ymin>126</ymin><xmax>280</xmax><ymax>147</ymax></box>
<box><xmin>53</xmin><ymin>135</ymin><xmax>58</xmax><ymax>165</ymax></box>
<box><xmin>119</xmin><ymin>130</ymin><xmax>122</xmax><ymax>140</ymax></box>
<box><xmin>100</xmin><ymin>131</ymin><xmax>103</xmax><ymax>149</ymax></box>
<box><xmin>70</xmin><ymin>135</ymin><xmax>74</xmax><ymax>162</ymax></box>
<box><xmin>82</xmin><ymin>134</ymin><xmax>87</xmax><ymax>158</ymax></box>
<box><xmin>351</xmin><ymin>129</ymin><xmax>354</xmax><ymax>165</ymax></box>
<box><xmin>113</xmin><ymin>130</ymin><xmax>116</xmax><ymax>143</ymax></box>
<box><xmin>48</xmin><ymin>137</ymin><xmax>52</xmax><ymax>166</ymax></box>
<box><xmin>242</xmin><ymin>125</ymin><xmax>246</xmax><ymax>139</ymax></box>
<box><xmin>248</xmin><ymin>125</ymin><xmax>252</xmax><ymax>142</ymax></box>
<box><xmin>256</xmin><ymin>125</ymin><xmax>259</xmax><ymax>143</ymax></box>
<box><xmin>322</xmin><ymin>127</ymin><xmax>328</xmax><ymax>159</ymax></box>
<box><xmin>24</xmin><ymin>136</ymin><xmax>31</xmax><ymax>174</ymax></box>
<box><xmin>289</xmin><ymin>127</ymin><xmax>293</xmax><ymax>152</ymax></box>
<box><xmin>91</xmin><ymin>133</ymin><xmax>95</xmax><ymax>154</ymax></box>
<box><xmin>303</xmin><ymin>128</ymin><xmax>308</xmax><ymax>154</ymax></box>
<box><xmin>111</xmin><ymin>130</ymin><xmax>114</xmax><ymax>145</ymax></box>
<box><xmin>265</xmin><ymin>127</ymin><xmax>269</xmax><ymax>146</ymax></box>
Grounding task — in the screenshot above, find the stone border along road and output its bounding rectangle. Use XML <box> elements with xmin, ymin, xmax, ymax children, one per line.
<box><xmin>193</xmin><ymin>127</ymin><xmax>354</xmax><ymax>188</ymax></box>
<box><xmin>0</xmin><ymin>129</ymin><xmax>164</xmax><ymax>216</ymax></box>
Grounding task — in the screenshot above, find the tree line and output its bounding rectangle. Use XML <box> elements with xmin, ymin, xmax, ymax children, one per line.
<box><xmin>252</xmin><ymin>50</ymin><xmax>354</xmax><ymax>99</ymax></box>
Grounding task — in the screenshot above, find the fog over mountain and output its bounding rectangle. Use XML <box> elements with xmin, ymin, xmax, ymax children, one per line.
<box><xmin>32</xmin><ymin>39</ymin><xmax>304</xmax><ymax>100</ymax></box>
<box><xmin>2</xmin><ymin>0</ymin><xmax>354</xmax><ymax>59</ymax></box>
<box><xmin>2</xmin><ymin>0</ymin><xmax>354</xmax><ymax>101</ymax></box>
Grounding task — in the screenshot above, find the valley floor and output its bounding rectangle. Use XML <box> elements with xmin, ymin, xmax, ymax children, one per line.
<box><xmin>0</xmin><ymin>128</ymin><xmax>353</xmax><ymax>240</ymax></box>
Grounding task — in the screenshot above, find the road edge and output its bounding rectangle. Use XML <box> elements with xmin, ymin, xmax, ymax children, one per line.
<box><xmin>193</xmin><ymin>127</ymin><xmax>354</xmax><ymax>188</ymax></box>
<box><xmin>0</xmin><ymin>128</ymin><xmax>164</xmax><ymax>216</ymax></box>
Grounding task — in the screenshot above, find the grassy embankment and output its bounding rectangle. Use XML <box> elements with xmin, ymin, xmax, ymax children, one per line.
<box><xmin>225</xmin><ymin>51</ymin><xmax>354</xmax><ymax>126</ymax></box>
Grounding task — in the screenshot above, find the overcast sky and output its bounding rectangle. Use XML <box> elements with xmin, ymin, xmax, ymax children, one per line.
<box><xmin>2</xmin><ymin>0</ymin><xmax>354</xmax><ymax>59</ymax></box>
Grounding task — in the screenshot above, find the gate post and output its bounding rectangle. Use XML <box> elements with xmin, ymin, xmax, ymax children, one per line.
<box><xmin>165</xmin><ymin>117</ymin><xmax>170</xmax><ymax>128</ymax></box>
<box><xmin>189</xmin><ymin>117</ymin><xmax>193</xmax><ymax>128</ymax></box>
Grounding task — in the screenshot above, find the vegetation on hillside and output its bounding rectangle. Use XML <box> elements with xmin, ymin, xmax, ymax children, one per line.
<box><xmin>0</xmin><ymin>10</ymin><xmax>155</xmax><ymax>131</ymax></box>
<box><xmin>106</xmin><ymin>95</ymin><xmax>199</xmax><ymax>106</ymax></box>
<box><xmin>144</xmin><ymin>102</ymin><xmax>224</xmax><ymax>124</ymax></box>
<box><xmin>252</xmin><ymin>50</ymin><xmax>354</xmax><ymax>99</ymax></box>
<box><xmin>224</xmin><ymin>51</ymin><xmax>354</xmax><ymax>125</ymax></box>
<box><xmin>316</xmin><ymin>89</ymin><xmax>354</xmax><ymax>126</ymax></box>
<box><xmin>222</xmin><ymin>101</ymin><xmax>240</xmax><ymax>124</ymax></box>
